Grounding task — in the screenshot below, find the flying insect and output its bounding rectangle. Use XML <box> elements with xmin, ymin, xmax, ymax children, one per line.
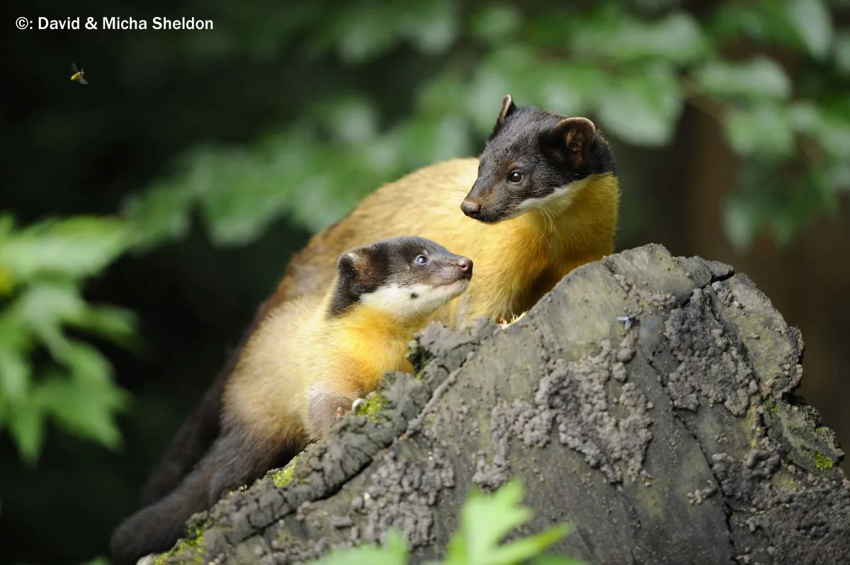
<box><xmin>71</xmin><ymin>63</ymin><xmax>88</xmax><ymax>85</ymax></box>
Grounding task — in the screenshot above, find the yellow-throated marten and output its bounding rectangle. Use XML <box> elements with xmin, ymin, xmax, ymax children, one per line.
<box><xmin>271</xmin><ymin>94</ymin><xmax>618</xmax><ymax>323</ymax></box>
<box><xmin>139</xmin><ymin>94</ymin><xmax>619</xmax><ymax>515</ymax></box>
<box><xmin>111</xmin><ymin>237</ymin><xmax>472</xmax><ymax>565</ymax></box>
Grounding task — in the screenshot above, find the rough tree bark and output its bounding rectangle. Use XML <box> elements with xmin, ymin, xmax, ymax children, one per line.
<box><xmin>158</xmin><ymin>244</ymin><xmax>849</xmax><ymax>565</ymax></box>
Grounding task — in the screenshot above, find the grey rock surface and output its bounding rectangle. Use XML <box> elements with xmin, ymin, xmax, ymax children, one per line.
<box><xmin>159</xmin><ymin>244</ymin><xmax>849</xmax><ymax>565</ymax></box>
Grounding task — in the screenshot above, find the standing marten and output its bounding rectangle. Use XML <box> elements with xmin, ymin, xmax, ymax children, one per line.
<box><xmin>111</xmin><ymin>237</ymin><xmax>472</xmax><ymax>565</ymax></box>
<box><xmin>139</xmin><ymin>94</ymin><xmax>619</xmax><ymax>516</ymax></box>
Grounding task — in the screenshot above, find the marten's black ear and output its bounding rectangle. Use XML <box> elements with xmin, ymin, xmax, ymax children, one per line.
<box><xmin>548</xmin><ymin>117</ymin><xmax>596</xmax><ymax>169</ymax></box>
<box><xmin>497</xmin><ymin>94</ymin><xmax>517</xmax><ymax>125</ymax></box>
<box><xmin>337</xmin><ymin>249</ymin><xmax>366</xmax><ymax>283</ymax></box>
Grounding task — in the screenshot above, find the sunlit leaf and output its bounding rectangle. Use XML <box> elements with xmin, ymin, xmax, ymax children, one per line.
<box><xmin>76</xmin><ymin>556</ymin><xmax>111</xmax><ymax>565</ymax></box>
<box><xmin>0</xmin><ymin>264</ymin><xmax>14</xmax><ymax>297</ymax></box>
<box><xmin>693</xmin><ymin>58</ymin><xmax>791</xmax><ymax>101</ymax></box>
<box><xmin>315</xmin><ymin>95</ymin><xmax>379</xmax><ymax>144</ymax></box>
<box><xmin>406</xmin><ymin>0</ymin><xmax>459</xmax><ymax>55</ymax></box>
<box><xmin>572</xmin><ymin>11</ymin><xmax>710</xmax><ymax>65</ymax></box>
<box><xmin>0</xmin><ymin>347</ymin><xmax>29</xmax><ymax>406</ymax></box>
<box><xmin>0</xmin><ymin>314</ymin><xmax>30</xmax><ymax>403</ymax></box>
<box><xmin>76</xmin><ymin>305</ymin><xmax>139</xmax><ymax>349</ymax></box>
<box><xmin>443</xmin><ymin>480</ymin><xmax>580</xmax><ymax>565</ymax></box>
<box><xmin>8</xmin><ymin>399</ymin><xmax>45</xmax><ymax>466</ymax></box>
<box><xmin>596</xmin><ymin>65</ymin><xmax>683</xmax><ymax>146</ymax></box>
<box><xmin>11</xmin><ymin>282</ymin><xmax>85</xmax><ymax>359</ymax></box>
<box><xmin>194</xmin><ymin>148</ymin><xmax>291</xmax><ymax>246</ymax></box>
<box><xmin>786</xmin><ymin>0</ymin><xmax>833</xmax><ymax>59</ymax></box>
<box><xmin>448</xmin><ymin>481</ymin><xmax>529</xmax><ymax>561</ymax></box>
<box><xmin>722</xmin><ymin>194</ymin><xmax>761</xmax><ymax>252</ymax></box>
<box><xmin>724</xmin><ymin>104</ymin><xmax>794</xmax><ymax>157</ymax></box>
<box><xmin>0</xmin><ymin>217</ymin><xmax>132</xmax><ymax>281</ymax></box>
<box><xmin>708</xmin><ymin>3</ymin><xmax>801</xmax><ymax>47</ymax></box>
<box><xmin>35</xmin><ymin>342</ymin><xmax>130</xmax><ymax>450</ymax></box>
<box><xmin>419</xmin><ymin>72</ymin><xmax>467</xmax><ymax>119</ymax></box>
<box><xmin>122</xmin><ymin>181</ymin><xmax>194</xmax><ymax>252</ymax></box>
<box><xmin>465</xmin><ymin>68</ymin><xmax>514</xmax><ymax>134</ymax></box>
<box><xmin>539</xmin><ymin>64</ymin><xmax>609</xmax><ymax>118</ymax></box>
<box><xmin>469</xmin><ymin>4</ymin><xmax>521</xmax><ymax>43</ymax></box>
<box><xmin>335</xmin><ymin>7</ymin><xmax>401</xmax><ymax>63</ymax></box>
<box><xmin>311</xmin><ymin>529</ymin><xmax>408</xmax><ymax>565</ymax></box>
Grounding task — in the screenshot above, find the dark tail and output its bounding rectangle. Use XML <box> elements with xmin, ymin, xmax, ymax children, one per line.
<box><xmin>112</xmin><ymin>450</ymin><xmax>215</xmax><ymax>565</ymax></box>
<box><xmin>140</xmin><ymin>298</ymin><xmax>275</xmax><ymax>505</ymax></box>
<box><xmin>139</xmin><ymin>368</ymin><xmax>227</xmax><ymax>506</ymax></box>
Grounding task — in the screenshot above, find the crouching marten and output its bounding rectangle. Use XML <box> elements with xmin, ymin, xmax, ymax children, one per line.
<box><xmin>110</xmin><ymin>237</ymin><xmax>472</xmax><ymax>565</ymax></box>
<box><xmin>140</xmin><ymin>94</ymin><xmax>619</xmax><ymax>517</ymax></box>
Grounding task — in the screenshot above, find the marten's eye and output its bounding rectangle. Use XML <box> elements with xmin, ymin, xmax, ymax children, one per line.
<box><xmin>414</xmin><ymin>254</ymin><xmax>429</xmax><ymax>265</ymax></box>
<box><xmin>508</xmin><ymin>170</ymin><xmax>523</xmax><ymax>184</ymax></box>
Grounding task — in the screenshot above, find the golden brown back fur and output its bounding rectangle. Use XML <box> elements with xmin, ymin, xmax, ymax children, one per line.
<box><xmin>270</xmin><ymin>158</ymin><xmax>619</xmax><ymax>327</ymax></box>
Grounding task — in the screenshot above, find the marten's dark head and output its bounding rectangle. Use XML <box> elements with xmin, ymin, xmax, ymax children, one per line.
<box><xmin>461</xmin><ymin>94</ymin><xmax>616</xmax><ymax>223</ymax></box>
<box><xmin>329</xmin><ymin>237</ymin><xmax>472</xmax><ymax>319</ymax></box>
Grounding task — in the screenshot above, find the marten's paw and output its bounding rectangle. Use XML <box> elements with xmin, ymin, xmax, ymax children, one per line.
<box><xmin>335</xmin><ymin>398</ymin><xmax>365</xmax><ymax>420</ymax></box>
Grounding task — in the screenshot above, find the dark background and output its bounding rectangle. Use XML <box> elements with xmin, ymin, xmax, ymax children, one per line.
<box><xmin>2</xmin><ymin>1</ymin><xmax>849</xmax><ymax>563</ymax></box>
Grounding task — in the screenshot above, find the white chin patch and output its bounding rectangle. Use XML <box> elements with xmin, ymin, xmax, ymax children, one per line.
<box><xmin>360</xmin><ymin>282</ymin><xmax>458</xmax><ymax>318</ymax></box>
<box><xmin>514</xmin><ymin>177</ymin><xmax>590</xmax><ymax>214</ymax></box>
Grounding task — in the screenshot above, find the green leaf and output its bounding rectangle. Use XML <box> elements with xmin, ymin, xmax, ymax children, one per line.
<box><xmin>469</xmin><ymin>5</ymin><xmax>521</xmax><ymax>43</ymax></box>
<box><xmin>724</xmin><ymin>104</ymin><xmax>795</xmax><ymax>157</ymax></box>
<box><xmin>122</xmin><ymin>181</ymin><xmax>194</xmax><ymax>252</ymax></box>
<box><xmin>0</xmin><ymin>217</ymin><xmax>132</xmax><ymax>282</ymax></box>
<box><xmin>315</xmin><ymin>96</ymin><xmax>379</xmax><ymax>144</ymax></box>
<box><xmin>177</xmin><ymin>137</ymin><xmax>314</xmax><ymax>246</ymax></box>
<box><xmin>335</xmin><ymin>7</ymin><xmax>402</xmax><ymax>63</ymax></box>
<box><xmin>75</xmin><ymin>305</ymin><xmax>138</xmax><ymax>349</ymax></box>
<box><xmin>693</xmin><ymin>58</ymin><xmax>791</xmax><ymax>101</ymax></box>
<box><xmin>76</xmin><ymin>556</ymin><xmax>110</xmax><ymax>565</ymax></box>
<box><xmin>445</xmin><ymin>481</ymin><xmax>529</xmax><ymax>562</ymax></box>
<box><xmin>484</xmin><ymin>525</ymin><xmax>573</xmax><ymax>565</ymax></box>
<box><xmin>538</xmin><ymin>64</ymin><xmax>609</xmax><ymax>118</ymax></box>
<box><xmin>571</xmin><ymin>11</ymin><xmax>710</xmax><ymax>65</ymax></box>
<box><xmin>35</xmin><ymin>343</ymin><xmax>130</xmax><ymax>450</ymax></box>
<box><xmin>707</xmin><ymin>4</ymin><xmax>803</xmax><ymax>48</ymax></box>
<box><xmin>0</xmin><ymin>347</ymin><xmax>29</xmax><ymax>405</ymax></box>
<box><xmin>419</xmin><ymin>72</ymin><xmax>467</xmax><ymax>120</ymax></box>
<box><xmin>786</xmin><ymin>0</ymin><xmax>833</xmax><ymax>59</ymax></box>
<box><xmin>813</xmin><ymin>118</ymin><xmax>850</xmax><ymax>161</ymax></box>
<box><xmin>465</xmin><ymin>68</ymin><xmax>514</xmax><ymax>133</ymax></box>
<box><xmin>310</xmin><ymin>529</ymin><xmax>408</xmax><ymax>565</ymax></box>
<box><xmin>399</xmin><ymin>115</ymin><xmax>471</xmax><ymax>164</ymax></box>
<box><xmin>11</xmin><ymin>281</ymin><xmax>85</xmax><ymax>359</ymax></box>
<box><xmin>722</xmin><ymin>192</ymin><xmax>761</xmax><ymax>252</ymax></box>
<box><xmin>835</xmin><ymin>32</ymin><xmax>850</xmax><ymax>74</ymax></box>
<box><xmin>596</xmin><ymin>65</ymin><xmax>683</xmax><ymax>146</ymax></box>
<box><xmin>8</xmin><ymin>399</ymin><xmax>46</xmax><ymax>466</ymax></box>
<box><xmin>406</xmin><ymin>0</ymin><xmax>458</xmax><ymax>55</ymax></box>
<box><xmin>0</xmin><ymin>313</ymin><xmax>30</xmax><ymax>403</ymax></box>
<box><xmin>444</xmin><ymin>480</ymin><xmax>575</xmax><ymax>565</ymax></box>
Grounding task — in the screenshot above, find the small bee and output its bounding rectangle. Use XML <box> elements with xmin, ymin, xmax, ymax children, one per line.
<box><xmin>70</xmin><ymin>63</ymin><xmax>88</xmax><ymax>85</ymax></box>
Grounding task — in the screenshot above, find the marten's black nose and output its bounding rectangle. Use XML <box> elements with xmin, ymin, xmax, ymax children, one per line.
<box><xmin>457</xmin><ymin>257</ymin><xmax>473</xmax><ymax>277</ymax></box>
<box><xmin>461</xmin><ymin>200</ymin><xmax>481</xmax><ymax>217</ymax></box>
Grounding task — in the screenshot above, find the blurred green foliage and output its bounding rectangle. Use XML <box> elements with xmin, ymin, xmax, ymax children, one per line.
<box><xmin>2</xmin><ymin>0</ymin><xmax>849</xmax><ymax>467</ymax></box>
<box><xmin>0</xmin><ymin>215</ymin><xmax>136</xmax><ymax>464</ymax></box>
<box><xmin>125</xmin><ymin>0</ymin><xmax>850</xmax><ymax>252</ymax></box>
<box><xmin>311</xmin><ymin>480</ymin><xmax>585</xmax><ymax>565</ymax></box>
